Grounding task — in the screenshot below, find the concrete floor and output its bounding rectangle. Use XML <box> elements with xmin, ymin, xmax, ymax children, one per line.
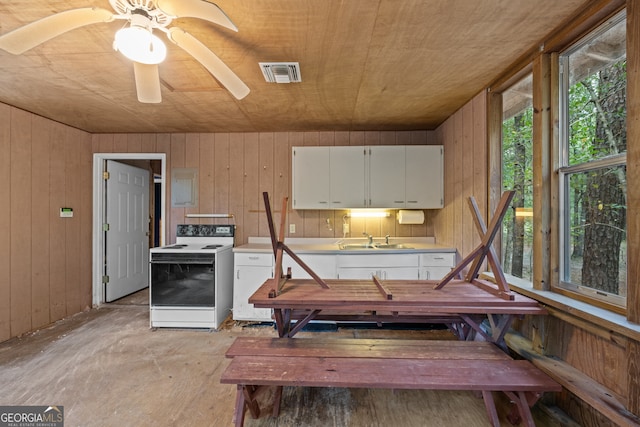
<box><xmin>0</xmin><ymin>290</ymin><xmax>526</xmax><ymax>426</ymax></box>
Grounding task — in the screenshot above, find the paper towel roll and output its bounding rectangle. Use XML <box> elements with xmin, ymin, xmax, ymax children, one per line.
<box><xmin>397</xmin><ymin>210</ymin><xmax>425</xmax><ymax>224</ymax></box>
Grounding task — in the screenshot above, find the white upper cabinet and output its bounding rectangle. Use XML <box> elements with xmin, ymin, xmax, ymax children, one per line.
<box><xmin>368</xmin><ymin>146</ymin><xmax>407</xmax><ymax>208</ymax></box>
<box><xmin>292</xmin><ymin>146</ymin><xmax>366</xmax><ymax>209</ymax></box>
<box><xmin>406</xmin><ymin>145</ymin><xmax>444</xmax><ymax>208</ymax></box>
<box><xmin>330</xmin><ymin>146</ymin><xmax>367</xmax><ymax>208</ymax></box>
<box><xmin>292</xmin><ymin>146</ymin><xmax>330</xmax><ymax>209</ymax></box>
<box><xmin>292</xmin><ymin>145</ymin><xmax>443</xmax><ymax>209</ymax></box>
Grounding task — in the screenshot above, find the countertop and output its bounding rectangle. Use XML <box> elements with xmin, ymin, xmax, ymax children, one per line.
<box><xmin>233</xmin><ymin>237</ymin><xmax>456</xmax><ymax>255</ymax></box>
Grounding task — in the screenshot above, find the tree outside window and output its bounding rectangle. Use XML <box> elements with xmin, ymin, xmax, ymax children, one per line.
<box><xmin>559</xmin><ymin>13</ymin><xmax>627</xmax><ymax>306</ymax></box>
<box><xmin>502</xmin><ymin>74</ymin><xmax>534</xmax><ymax>281</ymax></box>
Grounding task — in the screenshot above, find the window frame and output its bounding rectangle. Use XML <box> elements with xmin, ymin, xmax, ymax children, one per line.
<box><xmin>556</xmin><ymin>11</ymin><xmax>627</xmax><ymax>310</ymax></box>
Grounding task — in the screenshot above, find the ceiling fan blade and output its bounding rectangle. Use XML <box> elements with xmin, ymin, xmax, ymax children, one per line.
<box><xmin>0</xmin><ymin>8</ymin><xmax>114</xmax><ymax>55</ymax></box>
<box><xmin>157</xmin><ymin>0</ymin><xmax>238</xmax><ymax>32</ymax></box>
<box><xmin>167</xmin><ymin>27</ymin><xmax>250</xmax><ymax>100</ymax></box>
<box><xmin>134</xmin><ymin>62</ymin><xmax>162</xmax><ymax>103</ymax></box>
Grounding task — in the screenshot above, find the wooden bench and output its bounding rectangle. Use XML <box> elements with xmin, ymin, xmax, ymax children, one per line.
<box><xmin>220</xmin><ymin>337</ymin><xmax>561</xmax><ymax>427</ymax></box>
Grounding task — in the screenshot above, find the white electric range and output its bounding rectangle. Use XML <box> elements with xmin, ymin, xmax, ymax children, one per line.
<box><xmin>149</xmin><ymin>224</ymin><xmax>235</xmax><ymax>329</ymax></box>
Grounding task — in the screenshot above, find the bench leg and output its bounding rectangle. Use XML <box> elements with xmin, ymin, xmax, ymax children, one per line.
<box><xmin>272</xmin><ymin>386</ymin><xmax>283</xmax><ymax>417</ymax></box>
<box><xmin>232</xmin><ymin>385</ymin><xmax>247</xmax><ymax>427</ymax></box>
<box><xmin>481</xmin><ymin>390</ymin><xmax>501</xmax><ymax>427</ymax></box>
<box><xmin>503</xmin><ymin>391</ymin><xmax>537</xmax><ymax>427</ymax></box>
<box><xmin>243</xmin><ymin>385</ymin><xmax>262</xmax><ymax>419</ymax></box>
<box><xmin>231</xmin><ymin>385</ymin><xmax>262</xmax><ymax>427</ymax></box>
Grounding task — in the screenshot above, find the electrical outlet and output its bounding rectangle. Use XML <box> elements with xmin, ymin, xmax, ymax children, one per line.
<box><xmin>290</xmin><ymin>223</ymin><xmax>296</xmax><ymax>234</ymax></box>
<box><xmin>343</xmin><ymin>223</ymin><xmax>349</xmax><ymax>234</ymax></box>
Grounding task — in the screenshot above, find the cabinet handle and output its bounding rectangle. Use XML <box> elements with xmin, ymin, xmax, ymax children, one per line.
<box><xmin>394</xmin><ymin>201</ymin><xmax>403</xmax><ymax>203</ymax></box>
<box><xmin>318</xmin><ymin>201</ymin><xmax>328</xmax><ymax>204</ymax></box>
<box><xmin>236</xmin><ymin>270</ymin><xmax>240</xmax><ymax>279</ymax></box>
<box><xmin>407</xmin><ymin>200</ymin><xmax>418</xmax><ymax>203</ymax></box>
<box><xmin>248</xmin><ymin>256</ymin><xmax>259</xmax><ymax>260</ymax></box>
<box><xmin>433</xmin><ymin>257</ymin><xmax>444</xmax><ymax>260</ymax></box>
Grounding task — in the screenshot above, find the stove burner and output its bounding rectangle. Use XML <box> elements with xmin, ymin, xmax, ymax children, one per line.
<box><xmin>162</xmin><ymin>244</ymin><xmax>187</xmax><ymax>249</ymax></box>
<box><xmin>202</xmin><ymin>244</ymin><xmax>223</xmax><ymax>249</ymax></box>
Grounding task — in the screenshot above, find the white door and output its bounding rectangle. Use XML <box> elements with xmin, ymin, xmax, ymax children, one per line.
<box><xmin>105</xmin><ymin>160</ymin><xmax>150</xmax><ymax>302</ymax></box>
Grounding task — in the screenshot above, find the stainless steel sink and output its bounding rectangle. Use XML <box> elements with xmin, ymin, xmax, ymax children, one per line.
<box><xmin>373</xmin><ymin>243</ymin><xmax>414</xmax><ymax>249</ymax></box>
<box><xmin>339</xmin><ymin>243</ymin><xmax>376</xmax><ymax>250</ymax></box>
<box><xmin>338</xmin><ymin>243</ymin><xmax>414</xmax><ymax>250</ymax></box>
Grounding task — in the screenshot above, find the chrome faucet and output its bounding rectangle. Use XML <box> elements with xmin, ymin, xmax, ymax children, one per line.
<box><xmin>363</xmin><ymin>232</ymin><xmax>373</xmax><ymax>245</ymax></box>
<box><xmin>385</xmin><ymin>234</ymin><xmax>390</xmax><ymax>244</ymax></box>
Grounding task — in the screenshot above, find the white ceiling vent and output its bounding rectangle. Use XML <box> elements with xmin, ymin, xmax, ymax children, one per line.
<box><xmin>259</xmin><ymin>62</ymin><xmax>302</xmax><ymax>83</ymax></box>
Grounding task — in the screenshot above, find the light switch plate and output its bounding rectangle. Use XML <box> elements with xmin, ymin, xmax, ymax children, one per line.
<box><xmin>289</xmin><ymin>224</ymin><xmax>296</xmax><ymax>233</ymax></box>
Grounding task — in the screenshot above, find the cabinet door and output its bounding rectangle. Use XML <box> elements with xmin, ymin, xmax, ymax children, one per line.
<box><xmin>405</xmin><ymin>145</ymin><xmax>444</xmax><ymax>208</ymax></box>
<box><xmin>419</xmin><ymin>252</ymin><xmax>455</xmax><ymax>280</ymax></box>
<box><xmin>337</xmin><ymin>253</ymin><xmax>419</xmax><ymax>268</ymax></box>
<box><xmin>283</xmin><ymin>254</ymin><xmax>337</xmax><ymax>279</ymax></box>
<box><xmin>337</xmin><ymin>267</ymin><xmax>418</xmax><ymax>280</ymax></box>
<box><xmin>368</xmin><ymin>146</ymin><xmax>405</xmax><ymax>208</ymax></box>
<box><xmin>330</xmin><ymin>146</ymin><xmax>366</xmax><ymax>208</ymax></box>
<box><xmin>233</xmin><ymin>258</ymin><xmax>273</xmax><ymax>321</ymax></box>
<box><xmin>383</xmin><ymin>267</ymin><xmax>420</xmax><ymax>280</ymax></box>
<box><xmin>337</xmin><ymin>253</ymin><xmax>419</xmax><ymax>279</ymax></box>
<box><xmin>292</xmin><ymin>147</ymin><xmax>330</xmax><ymax>209</ymax></box>
<box><xmin>336</xmin><ymin>267</ymin><xmax>379</xmax><ymax>279</ymax></box>
<box><xmin>420</xmin><ymin>267</ymin><xmax>453</xmax><ymax>280</ymax></box>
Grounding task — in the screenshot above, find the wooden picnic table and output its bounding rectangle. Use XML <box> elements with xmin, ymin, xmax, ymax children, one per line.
<box><xmin>220</xmin><ymin>191</ymin><xmax>559</xmax><ymax>427</ymax></box>
<box><xmin>249</xmin><ymin>276</ymin><xmax>546</xmax><ymax>346</ymax></box>
<box><xmin>250</xmin><ymin>190</ymin><xmax>547</xmax><ymax>347</ymax></box>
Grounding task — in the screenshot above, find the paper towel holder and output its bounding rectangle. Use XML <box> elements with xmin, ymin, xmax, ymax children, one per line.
<box><xmin>397</xmin><ymin>209</ymin><xmax>425</xmax><ymax>225</ymax></box>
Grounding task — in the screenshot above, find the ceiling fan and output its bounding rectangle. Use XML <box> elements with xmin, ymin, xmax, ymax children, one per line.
<box><xmin>0</xmin><ymin>0</ymin><xmax>250</xmax><ymax>103</ymax></box>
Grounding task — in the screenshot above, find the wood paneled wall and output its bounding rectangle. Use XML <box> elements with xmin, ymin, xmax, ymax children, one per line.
<box><xmin>0</xmin><ymin>104</ymin><xmax>93</xmax><ymax>343</ymax></box>
<box><xmin>433</xmin><ymin>91</ymin><xmax>488</xmax><ymax>260</ymax></box>
<box><xmin>92</xmin><ymin>130</ymin><xmax>440</xmax><ymax>246</ymax></box>
<box><xmin>1</xmin><ymin>105</ymin><xmax>441</xmax><ymax>343</ymax></box>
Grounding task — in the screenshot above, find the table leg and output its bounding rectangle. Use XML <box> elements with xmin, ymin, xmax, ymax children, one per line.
<box><xmin>273</xmin><ymin>309</ymin><xmax>293</xmax><ymax>338</ymax></box>
<box><xmin>287</xmin><ymin>309</ymin><xmax>321</xmax><ymax>337</ymax></box>
<box><xmin>273</xmin><ymin>309</ymin><xmax>285</xmax><ymax>337</ymax></box>
<box><xmin>489</xmin><ymin>314</ymin><xmax>515</xmax><ymax>349</ymax></box>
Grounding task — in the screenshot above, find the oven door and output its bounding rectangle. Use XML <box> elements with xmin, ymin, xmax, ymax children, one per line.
<box><xmin>150</xmin><ymin>257</ymin><xmax>215</xmax><ymax>307</ymax></box>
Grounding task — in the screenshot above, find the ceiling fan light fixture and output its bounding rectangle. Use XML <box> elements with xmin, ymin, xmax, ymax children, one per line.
<box><xmin>114</xmin><ymin>25</ymin><xmax>167</xmax><ymax>65</ymax></box>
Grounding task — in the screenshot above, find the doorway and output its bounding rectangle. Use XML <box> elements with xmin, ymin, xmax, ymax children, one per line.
<box><xmin>92</xmin><ymin>153</ymin><xmax>166</xmax><ymax>307</ymax></box>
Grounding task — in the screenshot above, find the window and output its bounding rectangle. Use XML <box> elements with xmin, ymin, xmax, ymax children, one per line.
<box><xmin>501</xmin><ymin>74</ymin><xmax>534</xmax><ymax>282</ymax></box>
<box><xmin>558</xmin><ymin>12</ymin><xmax>627</xmax><ymax>308</ymax></box>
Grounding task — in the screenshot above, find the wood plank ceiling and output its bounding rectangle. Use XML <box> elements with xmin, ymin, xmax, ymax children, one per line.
<box><xmin>0</xmin><ymin>0</ymin><xmax>590</xmax><ymax>133</ymax></box>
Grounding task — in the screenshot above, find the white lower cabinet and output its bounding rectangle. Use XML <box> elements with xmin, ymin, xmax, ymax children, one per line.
<box><xmin>337</xmin><ymin>254</ymin><xmax>420</xmax><ymax>280</ymax></box>
<box><xmin>233</xmin><ymin>252</ymin><xmax>338</xmax><ymax>321</ymax></box>
<box><xmin>233</xmin><ymin>253</ymin><xmax>273</xmax><ymax>321</ymax></box>
<box><xmin>234</xmin><ymin>250</ymin><xmax>456</xmax><ymax>321</ymax></box>
<box><xmin>283</xmin><ymin>254</ymin><xmax>337</xmax><ymax>279</ymax></box>
<box><xmin>419</xmin><ymin>252</ymin><xmax>456</xmax><ymax>280</ymax></box>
